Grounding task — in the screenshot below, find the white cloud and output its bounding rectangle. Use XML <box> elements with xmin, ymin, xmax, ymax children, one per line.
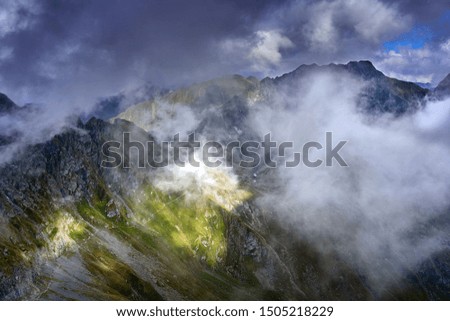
<box><xmin>440</xmin><ymin>38</ymin><xmax>450</xmax><ymax>53</ymax></box>
<box><xmin>219</xmin><ymin>29</ymin><xmax>294</xmax><ymax>74</ymax></box>
<box><xmin>0</xmin><ymin>0</ymin><xmax>40</xmax><ymax>38</ymax></box>
<box><xmin>302</xmin><ymin>3</ymin><xmax>337</xmax><ymax>51</ymax></box>
<box><xmin>275</xmin><ymin>0</ymin><xmax>411</xmax><ymax>52</ymax></box>
<box><xmin>153</xmin><ymin>156</ymin><xmax>250</xmax><ymax>211</ymax></box>
<box><xmin>374</xmin><ymin>41</ymin><xmax>450</xmax><ymax>85</ymax></box>
<box><xmin>248</xmin><ymin>30</ymin><xmax>294</xmax><ymax>71</ymax></box>
<box><xmin>346</xmin><ymin>0</ymin><xmax>410</xmax><ymax>42</ymax></box>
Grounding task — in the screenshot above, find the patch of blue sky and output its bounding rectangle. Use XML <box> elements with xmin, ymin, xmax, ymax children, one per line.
<box><xmin>383</xmin><ymin>25</ymin><xmax>433</xmax><ymax>52</ymax></box>
<box><xmin>383</xmin><ymin>9</ymin><xmax>450</xmax><ymax>52</ymax></box>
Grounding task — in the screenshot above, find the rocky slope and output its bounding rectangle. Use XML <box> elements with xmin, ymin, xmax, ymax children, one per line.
<box><xmin>434</xmin><ymin>73</ymin><xmax>450</xmax><ymax>99</ymax></box>
<box><xmin>0</xmin><ymin>116</ymin><xmax>359</xmax><ymax>300</ymax></box>
<box><xmin>0</xmin><ymin>94</ymin><xmax>19</xmax><ymax>115</ymax></box>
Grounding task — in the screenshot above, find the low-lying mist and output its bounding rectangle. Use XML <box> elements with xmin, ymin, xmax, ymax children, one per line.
<box><xmin>248</xmin><ymin>72</ymin><xmax>450</xmax><ymax>292</ymax></box>
<box><xmin>0</xmin><ymin>103</ymin><xmax>82</xmax><ymax>165</ymax></box>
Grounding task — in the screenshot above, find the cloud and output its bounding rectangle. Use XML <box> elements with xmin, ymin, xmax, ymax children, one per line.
<box><xmin>441</xmin><ymin>38</ymin><xmax>450</xmax><ymax>52</ymax></box>
<box><xmin>263</xmin><ymin>0</ymin><xmax>411</xmax><ymax>54</ymax></box>
<box><xmin>0</xmin><ymin>0</ymin><xmax>40</xmax><ymax>68</ymax></box>
<box><xmin>220</xmin><ymin>29</ymin><xmax>294</xmax><ymax>74</ymax></box>
<box><xmin>153</xmin><ymin>157</ymin><xmax>251</xmax><ymax>212</ymax></box>
<box><xmin>0</xmin><ymin>104</ymin><xmax>80</xmax><ymax>165</ymax></box>
<box><xmin>374</xmin><ymin>38</ymin><xmax>450</xmax><ymax>84</ymax></box>
<box><xmin>0</xmin><ymin>0</ymin><xmax>40</xmax><ymax>38</ymax></box>
<box><xmin>302</xmin><ymin>3</ymin><xmax>338</xmax><ymax>51</ymax></box>
<box><xmin>344</xmin><ymin>0</ymin><xmax>411</xmax><ymax>42</ymax></box>
<box><xmin>148</xmin><ymin>103</ymin><xmax>200</xmax><ymax>142</ymax></box>
<box><xmin>249</xmin><ymin>30</ymin><xmax>294</xmax><ymax>72</ymax></box>
<box><xmin>248</xmin><ymin>71</ymin><xmax>450</xmax><ymax>293</ymax></box>
<box><xmin>0</xmin><ymin>0</ymin><xmax>279</xmax><ymax>107</ymax></box>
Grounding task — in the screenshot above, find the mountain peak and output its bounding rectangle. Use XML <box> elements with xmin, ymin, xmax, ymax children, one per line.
<box><xmin>434</xmin><ymin>73</ymin><xmax>450</xmax><ymax>98</ymax></box>
<box><xmin>274</xmin><ymin>60</ymin><xmax>384</xmax><ymax>83</ymax></box>
<box><xmin>345</xmin><ymin>60</ymin><xmax>383</xmax><ymax>79</ymax></box>
<box><xmin>0</xmin><ymin>93</ymin><xmax>18</xmax><ymax>115</ymax></box>
<box><xmin>264</xmin><ymin>60</ymin><xmax>427</xmax><ymax>115</ymax></box>
<box><xmin>347</xmin><ymin>60</ymin><xmax>375</xmax><ymax>68</ymax></box>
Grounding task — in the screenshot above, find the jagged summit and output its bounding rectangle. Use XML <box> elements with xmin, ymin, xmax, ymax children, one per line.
<box><xmin>346</xmin><ymin>60</ymin><xmax>384</xmax><ymax>79</ymax></box>
<box><xmin>260</xmin><ymin>60</ymin><xmax>429</xmax><ymax>115</ymax></box>
<box><xmin>0</xmin><ymin>93</ymin><xmax>18</xmax><ymax>115</ymax></box>
<box><xmin>272</xmin><ymin>60</ymin><xmax>394</xmax><ymax>82</ymax></box>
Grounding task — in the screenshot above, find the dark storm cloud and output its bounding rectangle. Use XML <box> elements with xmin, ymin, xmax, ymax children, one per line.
<box><xmin>0</xmin><ymin>0</ymin><xmax>448</xmax><ymax>107</ymax></box>
<box><xmin>395</xmin><ymin>0</ymin><xmax>449</xmax><ymax>25</ymax></box>
<box><xmin>0</xmin><ymin>0</ymin><xmax>285</xmax><ymax>106</ymax></box>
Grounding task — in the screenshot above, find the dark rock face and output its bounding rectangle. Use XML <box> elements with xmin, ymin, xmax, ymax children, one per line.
<box><xmin>0</xmin><ymin>117</ymin><xmax>304</xmax><ymax>300</ymax></box>
<box><xmin>0</xmin><ymin>93</ymin><xmax>18</xmax><ymax>115</ymax></box>
<box><xmin>434</xmin><ymin>73</ymin><xmax>450</xmax><ymax>99</ymax></box>
<box><xmin>0</xmin><ymin>93</ymin><xmax>20</xmax><ymax>146</ymax></box>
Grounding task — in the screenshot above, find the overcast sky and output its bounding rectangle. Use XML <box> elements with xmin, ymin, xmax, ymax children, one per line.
<box><xmin>0</xmin><ymin>0</ymin><xmax>449</xmax><ymax>108</ymax></box>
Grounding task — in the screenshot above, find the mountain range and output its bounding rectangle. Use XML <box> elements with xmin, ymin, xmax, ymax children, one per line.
<box><xmin>0</xmin><ymin>61</ymin><xmax>449</xmax><ymax>300</ymax></box>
